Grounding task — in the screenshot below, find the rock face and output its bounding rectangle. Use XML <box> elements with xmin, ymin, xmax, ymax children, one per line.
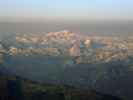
<box><xmin>9</xmin><ymin>46</ymin><xmax>18</xmax><ymax>56</ymax></box>
<box><xmin>69</xmin><ymin>39</ymin><xmax>81</xmax><ymax>57</ymax></box>
<box><xmin>0</xmin><ymin>53</ymin><xmax>4</xmax><ymax>64</ymax></box>
<box><xmin>84</xmin><ymin>39</ymin><xmax>92</xmax><ymax>48</ymax></box>
<box><xmin>46</xmin><ymin>30</ymin><xmax>76</xmax><ymax>40</ymax></box>
<box><xmin>43</xmin><ymin>48</ymin><xmax>60</xmax><ymax>56</ymax></box>
<box><xmin>1</xmin><ymin>30</ymin><xmax>133</xmax><ymax>63</ymax></box>
<box><xmin>0</xmin><ymin>45</ymin><xmax>6</xmax><ymax>64</ymax></box>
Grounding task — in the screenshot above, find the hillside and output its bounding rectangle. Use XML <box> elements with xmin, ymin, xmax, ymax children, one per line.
<box><xmin>0</xmin><ymin>75</ymin><xmax>122</xmax><ymax>100</ymax></box>
<box><xmin>0</xmin><ymin>30</ymin><xmax>133</xmax><ymax>99</ymax></box>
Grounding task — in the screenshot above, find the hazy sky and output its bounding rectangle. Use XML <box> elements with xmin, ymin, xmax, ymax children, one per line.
<box><xmin>1</xmin><ymin>0</ymin><xmax>133</xmax><ymax>21</ymax></box>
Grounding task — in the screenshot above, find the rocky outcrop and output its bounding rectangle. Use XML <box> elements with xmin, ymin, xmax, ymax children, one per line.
<box><xmin>84</xmin><ymin>39</ymin><xmax>92</xmax><ymax>48</ymax></box>
<box><xmin>9</xmin><ymin>46</ymin><xmax>18</xmax><ymax>56</ymax></box>
<box><xmin>1</xmin><ymin>30</ymin><xmax>133</xmax><ymax>63</ymax></box>
<box><xmin>69</xmin><ymin>39</ymin><xmax>81</xmax><ymax>57</ymax></box>
<box><xmin>9</xmin><ymin>47</ymin><xmax>60</xmax><ymax>56</ymax></box>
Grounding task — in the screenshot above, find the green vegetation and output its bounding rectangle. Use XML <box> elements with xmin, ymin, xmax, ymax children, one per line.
<box><xmin>0</xmin><ymin>75</ymin><xmax>123</xmax><ymax>100</ymax></box>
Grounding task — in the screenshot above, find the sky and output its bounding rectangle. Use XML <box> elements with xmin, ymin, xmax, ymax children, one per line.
<box><xmin>1</xmin><ymin>0</ymin><xmax>133</xmax><ymax>21</ymax></box>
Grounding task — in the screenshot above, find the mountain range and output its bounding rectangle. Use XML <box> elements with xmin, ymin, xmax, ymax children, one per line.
<box><xmin>0</xmin><ymin>30</ymin><xmax>133</xmax><ymax>100</ymax></box>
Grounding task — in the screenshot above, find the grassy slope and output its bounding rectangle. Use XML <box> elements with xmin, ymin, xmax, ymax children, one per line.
<box><xmin>0</xmin><ymin>74</ymin><xmax>123</xmax><ymax>100</ymax></box>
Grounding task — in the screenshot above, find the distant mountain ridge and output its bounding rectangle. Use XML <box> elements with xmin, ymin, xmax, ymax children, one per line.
<box><xmin>0</xmin><ymin>30</ymin><xmax>132</xmax><ymax>63</ymax></box>
<box><xmin>0</xmin><ymin>31</ymin><xmax>133</xmax><ymax>100</ymax></box>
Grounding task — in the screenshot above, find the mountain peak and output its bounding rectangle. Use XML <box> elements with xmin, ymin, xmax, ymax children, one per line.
<box><xmin>46</xmin><ymin>30</ymin><xmax>78</xmax><ymax>40</ymax></box>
